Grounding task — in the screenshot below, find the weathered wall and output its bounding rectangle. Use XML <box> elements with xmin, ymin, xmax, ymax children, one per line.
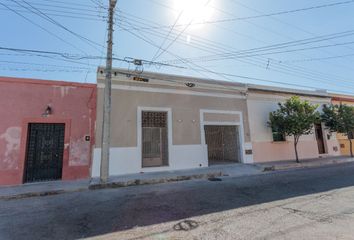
<box><xmin>0</xmin><ymin>77</ymin><xmax>96</xmax><ymax>186</ymax></box>
<box><xmin>95</xmin><ymin>88</ymin><xmax>250</xmax><ymax>147</ymax></box>
<box><xmin>92</xmin><ymin>78</ymin><xmax>251</xmax><ymax>176</ymax></box>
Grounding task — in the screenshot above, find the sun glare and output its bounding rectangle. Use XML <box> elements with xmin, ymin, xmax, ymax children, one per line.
<box><xmin>173</xmin><ymin>0</ymin><xmax>215</xmax><ymax>27</ymax></box>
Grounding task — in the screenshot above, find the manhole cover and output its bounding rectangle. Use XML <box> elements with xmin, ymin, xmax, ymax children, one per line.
<box><xmin>208</xmin><ymin>177</ymin><xmax>222</xmax><ymax>181</ymax></box>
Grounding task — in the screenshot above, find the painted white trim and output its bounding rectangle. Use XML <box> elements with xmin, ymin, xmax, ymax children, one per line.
<box><xmin>137</xmin><ymin>107</ymin><xmax>173</xmax><ymax>168</ymax></box>
<box><xmin>97</xmin><ymin>83</ymin><xmax>246</xmax><ymax>99</ymax></box>
<box><xmin>200</xmin><ymin>109</ymin><xmax>247</xmax><ymax>164</ymax></box>
<box><xmin>91</xmin><ymin>145</ymin><xmax>208</xmax><ymax>177</ymax></box>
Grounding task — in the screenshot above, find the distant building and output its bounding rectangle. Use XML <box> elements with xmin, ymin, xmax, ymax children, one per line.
<box><xmin>0</xmin><ymin>77</ymin><xmax>96</xmax><ymax>186</ymax></box>
<box><xmin>331</xmin><ymin>94</ymin><xmax>354</xmax><ymax>156</ymax></box>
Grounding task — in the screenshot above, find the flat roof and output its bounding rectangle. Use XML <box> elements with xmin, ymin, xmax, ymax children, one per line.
<box><xmin>0</xmin><ymin>76</ymin><xmax>96</xmax><ymax>88</ymax></box>
<box><xmin>98</xmin><ymin>67</ymin><xmax>330</xmax><ymax>98</ymax></box>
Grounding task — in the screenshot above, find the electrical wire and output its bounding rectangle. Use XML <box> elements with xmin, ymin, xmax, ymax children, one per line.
<box><xmin>117</xmin><ymin>13</ymin><xmax>354</xmax><ymax>89</ymax></box>
<box><xmin>124</xmin><ymin>0</ymin><xmax>354</xmax><ymax>31</ymax></box>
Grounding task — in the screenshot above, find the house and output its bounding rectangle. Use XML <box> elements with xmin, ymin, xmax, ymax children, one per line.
<box><xmin>247</xmin><ymin>85</ymin><xmax>341</xmax><ymax>162</ymax></box>
<box><xmin>92</xmin><ymin>68</ymin><xmax>254</xmax><ymax>177</ymax></box>
<box><xmin>331</xmin><ymin>94</ymin><xmax>354</xmax><ymax>156</ymax></box>
<box><xmin>0</xmin><ymin>77</ymin><xmax>96</xmax><ymax>186</ymax></box>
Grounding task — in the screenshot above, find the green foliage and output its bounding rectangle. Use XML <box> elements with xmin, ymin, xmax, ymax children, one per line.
<box><xmin>268</xmin><ymin>96</ymin><xmax>320</xmax><ymax>139</ymax></box>
<box><xmin>268</xmin><ymin>96</ymin><xmax>320</xmax><ymax>162</ymax></box>
<box><xmin>321</xmin><ymin>104</ymin><xmax>354</xmax><ymax>136</ymax></box>
<box><xmin>321</xmin><ymin>104</ymin><xmax>354</xmax><ymax>157</ymax></box>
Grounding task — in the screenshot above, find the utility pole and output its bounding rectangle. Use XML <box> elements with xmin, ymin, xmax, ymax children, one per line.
<box><xmin>100</xmin><ymin>0</ymin><xmax>117</xmax><ymax>183</ymax></box>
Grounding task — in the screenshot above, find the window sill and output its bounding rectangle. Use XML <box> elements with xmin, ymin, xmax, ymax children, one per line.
<box><xmin>271</xmin><ymin>141</ymin><xmax>288</xmax><ymax>144</ymax></box>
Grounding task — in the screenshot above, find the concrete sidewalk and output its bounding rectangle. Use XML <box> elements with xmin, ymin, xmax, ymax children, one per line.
<box><xmin>89</xmin><ymin>163</ymin><xmax>264</xmax><ymax>189</ymax></box>
<box><xmin>0</xmin><ymin>164</ymin><xmax>264</xmax><ymax>200</ymax></box>
<box><xmin>2</xmin><ymin>157</ymin><xmax>350</xmax><ymax>200</ymax></box>
<box><xmin>0</xmin><ymin>179</ymin><xmax>89</xmax><ymax>200</ymax></box>
<box><xmin>259</xmin><ymin>156</ymin><xmax>354</xmax><ymax>171</ymax></box>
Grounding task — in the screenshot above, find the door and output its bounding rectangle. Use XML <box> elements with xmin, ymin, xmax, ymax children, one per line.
<box><xmin>24</xmin><ymin>123</ymin><xmax>65</xmax><ymax>183</ymax></box>
<box><xmin>204</xmin><ymin>125</ymin><xmax>240</xmax><ymax>164</ymax></box>
<box><xmin>142</xmin><ymin>111</ymin><xmax>168</xmax><ymax>167</ymax></box>
<box><xmin>315</xmin><ymin>123</ymin><xmax>326</xmax><ymax>154</ymax></box>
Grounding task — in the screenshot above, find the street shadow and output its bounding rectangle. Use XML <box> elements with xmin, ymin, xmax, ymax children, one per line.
<box><xmin>3</xmin><ymin>162</ymin><xmax>354</xmax><ymax>240</ymax></box>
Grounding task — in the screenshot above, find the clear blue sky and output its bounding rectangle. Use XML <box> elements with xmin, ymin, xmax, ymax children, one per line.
<box><xmin>1</xmin><ymin>0</ymin><xmax>354</xmax><ymax>94</ymax></box>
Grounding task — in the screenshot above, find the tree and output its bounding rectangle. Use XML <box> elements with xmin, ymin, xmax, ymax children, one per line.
<box><xmin>321</xmin><ymin>104</ymin><xmax>354</xmax><ymax>157</ymax></box>
<box><xmin>268</xmin><ymin>96</ymin><xmax>319</xmax><ymax>163</ymax></box>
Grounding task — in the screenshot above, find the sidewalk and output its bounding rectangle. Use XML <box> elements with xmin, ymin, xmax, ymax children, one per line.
<box><xmin>89</xmin><ymin>163</ymin><xmax>264</xmax><ymax>189</ymax></box>
<box><xmin>258</xmin><ymin>156</ymin><xmax>354</xmax><ymax>171</ymax></box>
<box><xmin>0</xmin><ymin>179</ymin><xmax>89</xmax><ymax>200</ymax></box>
<box><xmin>0</xmin><ymin>164</ymin><xmax>264</xmax><ymax>200</ymax></box>
<box><xmin>1</xmin><ymin>157</ymin><xmax>351</xmax><ymax>200</ymax></box>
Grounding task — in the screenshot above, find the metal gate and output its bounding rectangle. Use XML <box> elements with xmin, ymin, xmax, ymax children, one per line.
<box><xmin>24</xmin><ymin>123</ymin><xmax>65</xmax><ymax>183</ymax></box>
<box><xmin>142</xmin><ymin>111</ymin><xmax>168</xmax><ymax>167</ymax></box>
<box><xmin>204</xmin><ymin>125</ymin><xmax>240</xmax><ymax>164</ymax></box>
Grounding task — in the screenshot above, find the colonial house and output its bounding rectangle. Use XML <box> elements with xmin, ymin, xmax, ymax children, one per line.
<box><xmin>247</xmin><ymin>85</ymin><xmax>341</xmax><ymax>162</ymax></box>
<box><xmin>92</xmin><ymin>68</ymin><xmax>253</xmax><ymax>177</ymax></box>
<box><xmin>0</xmin><ymin>77</ymin><xmax>96</xmax><ymax>186</ymax></box>
<box><xmin>331</xmin><ymin>94</ymin><xmax>354</xmax><ymax>156</ymax></box>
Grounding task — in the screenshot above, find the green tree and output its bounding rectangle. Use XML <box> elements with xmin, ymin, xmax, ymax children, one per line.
<box><xmin>268</xmin><ymin>96</ymin><xmax>319</xmax><ymax>163</ymax></box>
<box><xmin>321</xmin><ymin>104</ymin><xmax>354</xmax><ymax>157</ymax></box>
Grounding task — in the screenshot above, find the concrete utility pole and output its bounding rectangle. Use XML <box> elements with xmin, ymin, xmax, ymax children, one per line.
<box><xmin>100</xmin><ymin>0</ymin><xmax>117</xmax><ymax>183</ymax></box>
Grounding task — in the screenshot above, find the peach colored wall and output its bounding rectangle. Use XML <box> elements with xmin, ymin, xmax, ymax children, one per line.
<box><xmin>0</xmin><ymin>77</ymin><xmax>96</xmax><ymax>186</ymax></box>
<box><xmin>248</xmin><ymin>91</ymin><xmax>340</xmax><ymax>162</ymax></box>
<box><xmin>252</xmin><ymin>141</ymin><xmax>319</xmax><ymax>162</ymax></box>
<box><xmin>331</xmin><ymin>98</ymin><xmax>354</xmax><ymax>156</ymax></box>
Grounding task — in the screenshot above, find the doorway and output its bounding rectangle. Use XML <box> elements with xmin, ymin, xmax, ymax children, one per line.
<box><xmin>315</xmin><ymin>123</ymin><xmax>326</xmax><ymax>154</ymax></box>
<box><xmin>24</xmin><ymin>123</ymin><xmax>65</xmax><ymax>183</ymax></box>
<box><xmin>204</xmin><ymin>125</ymin><xmax>240</xmax><ymax>165</ymax></box>
<box><xmin>141</xmin><ymin>111</ymin><xmax>169</xmax><ymax>167</ymax></box>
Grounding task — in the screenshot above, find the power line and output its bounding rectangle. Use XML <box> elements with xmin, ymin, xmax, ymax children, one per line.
<box><xmin>228</xmin><ymin>0</ymin><xmax>354</xmax><ymax>71</ymax></box>
<box><xmin>0</xmin><ymin>2</ymin><xmax>88</xmax><ymax>55</ymax></box>
<box><xmin>283</xmin><ymin>53</ymin><xmax>354</xmax><ymax>63</ymax></box>
<box><xmin>0</xmin><ymin>46</ymin><xmax>186</xmax><ymax>69</ymax></box>
<box><xmin>12</xmin><ymin>0</ymin><xmax>104</xmax><ymax>52</ymax></box>
<box><xmin>123</xmin><ymin>0</ymin><xmax>354</xmax><ymax>31</ymax></box>
<box><xmin>117</xmin><ymin>13</ymin><xmax>354</xmax><ymax>85</ymax></box>
<box><xmin>150</xmin><ymin>8</ymin><xmax>185</xmax><ymax>61</ymax></box>
<box><xmin>117</xmin><ymin>13</ymin><xmax>354</xmax><ymax>91</ymax></box>
<box><xmin>120</xmin><ymin>20</ymin><xmax>354</xmax><ymax>92</ymax></box>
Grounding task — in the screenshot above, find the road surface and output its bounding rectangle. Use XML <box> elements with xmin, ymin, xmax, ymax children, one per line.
<box><xmin>1</xmin><ymin>163</ymin><xmax>354</xmax><ymax>240</ymax></box>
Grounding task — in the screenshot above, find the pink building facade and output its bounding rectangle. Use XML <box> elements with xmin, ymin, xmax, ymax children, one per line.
<box><xmin>247</xmin><ymin>85</ymin><xmax>341</xmax><ymax>163</ymax></box>
<box><xmin>0</xmin><ymin>77</ymin><xmax>96</xmax><ymax>186</ymax></box>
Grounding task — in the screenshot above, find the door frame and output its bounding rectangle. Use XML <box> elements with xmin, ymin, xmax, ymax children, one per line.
<box><xmin>200</xmin><ymin>109</ymin><xmax>245</xmax><ymax>164</ymax></box>
<box><xmin>314</xmin><ymin>122</ymin><xmax>327</xmax><ymax>155</ymax></box>
<box><xmin>137</xmin><ymin>107</ymin><xmax>172</xmax><ymax>168</ymax></box>
<box><xmin>19</xmin><ymin>118</ymin><xmax>71</xmax><ymax>183</ymax></box>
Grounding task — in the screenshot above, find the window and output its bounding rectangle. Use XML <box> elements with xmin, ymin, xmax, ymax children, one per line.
<box><xmin>348</xmin><ymin>131</ymin><xmax>354</xmax><ymax>139</ymax></box>
<box><xmin>142</xmin><ymin>111</ymin><xmax>168</xmax><ymax>167</ymax></box>
<box><xmin>272</xmin><ymin>128</ymin><xmax>286</xmax><ymax>142</ymax></box>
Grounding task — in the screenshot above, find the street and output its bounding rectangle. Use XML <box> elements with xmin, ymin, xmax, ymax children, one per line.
<box><xmin>1</xmin><ymin>163</ymin><xmax>354</xmax><ymax>240</ymax></box>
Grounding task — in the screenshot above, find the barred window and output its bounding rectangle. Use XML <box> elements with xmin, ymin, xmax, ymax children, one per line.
<box><xmin>272</xmin><ymin>128</ymin><xmax>286</xmax><ymax>142</ymax></box>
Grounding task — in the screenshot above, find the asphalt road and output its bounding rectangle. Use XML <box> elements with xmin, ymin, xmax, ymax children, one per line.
<box><xmin>1</xmin><ymin>163</ymin><xmax>354</xmax><ymax>240</ymax></box>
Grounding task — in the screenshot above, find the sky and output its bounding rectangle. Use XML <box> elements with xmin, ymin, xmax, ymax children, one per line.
<box><xmin>1</xmin><ymin>0</ymin><xmax>354</xmax><ymax>94</ymax></box>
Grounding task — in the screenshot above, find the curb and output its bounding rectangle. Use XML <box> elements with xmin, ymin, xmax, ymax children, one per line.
<box><xmin>89</xmin><ymin>171</ymin><xmax>223</xmax><ymax>190</ymax></box>
<box><xmin>1</xmin><ymin>171</ymin><xmax>223</xmax><ymax>200</ymax></box>
<box><xmin>0</xmin><ymin>187</ymin><xmax>88</xmax><ymax>201</ymax></box>
<box><xmin>262</xmin><ymin>160</ymin><xmax>354</xmax><ymax>172</ymax></box>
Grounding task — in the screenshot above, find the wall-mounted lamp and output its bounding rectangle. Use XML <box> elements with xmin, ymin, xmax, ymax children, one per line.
<box><xmin>42</xmin><ymin>105</ymin><xmax>52</xmax><ymax>117</ymax></box>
